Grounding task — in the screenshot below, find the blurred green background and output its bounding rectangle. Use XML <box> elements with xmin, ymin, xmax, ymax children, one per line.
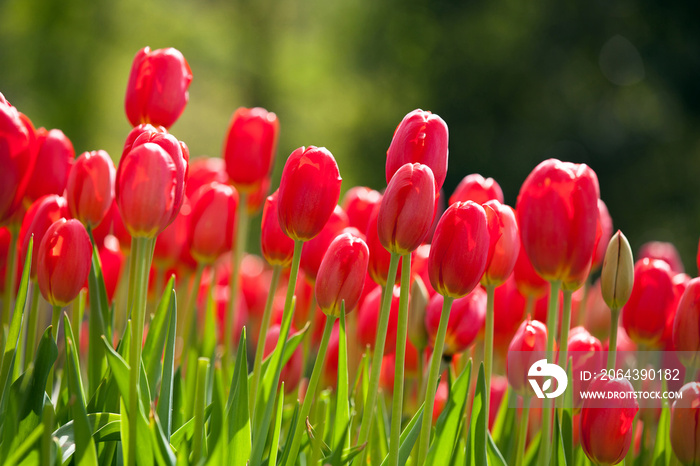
<box><xmin>2</xmin><ymin>0</ymin><xmax>699</xmax><ymax>271</ymax></box>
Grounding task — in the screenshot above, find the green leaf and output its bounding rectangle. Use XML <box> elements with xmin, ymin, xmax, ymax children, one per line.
<box><xmin>426</xmin><ymin>358</ymin><xmax>473</xmax><ymax>464</ymax></box>
<box><xmin>268</xmin><ymin>384</ymin><xmax>285</xmax><ymax>466</ymax></box>
<box><xmin>54</xmin><ymin>413</ymin><xmax>121</xmax><ymax>463</ymax></box>
<box><xmin>378</xmin><ymin>403</ymin><xmax>423</xmax><ymax>466</ymax></box>
<box><xmin>652</xmin><ymin>398</ymin><xmax>671</xmax><ymax>466</ymax></box>
<box><xmin>334</xmin><ymin>308</ymin><xmax>350</xmax><ymax>451</ymax></box>
<box><xmin>524</xmin><ymin>430</ymin><xmax>540</xmax><ymax>466</ymax></box>
<box><xmin>156</xmin><ymin>289</ymin><xmax>177</xmax><ymax>438</ymax></box>
<box><xmin>143</xmin><ymin>275</ymin><xmax>176</xmax><ymax>400</ymax></box>
<box><xmin>150</xmin><ymin>415</ymin><xmax>177</xmax><ymax>466</ymax></box>
<box><xmin>170</xmin><ymin>404</ymin><xmax>214</xmax><ymax>451</ymax></box>
<box><xmin>487</xmin><ymin>433</ymin><xmax>508</xmax><ymax>466</ymax></box>
<box><xmin>87</xmin><ymin>228</ymin><xmax>110</xmax><ymax>396</ymax></box>
<box><xmin>549</xmin><ymin>414</ymin><xmax>567</xmax><ymax>466</ymax></box>
<box><xmin>226</xmin><ymin>328</ymin><xmax>250</xmax><ymax>465</ymax></box>
<box><xmin>206</xmin><ymin>367</ymin><xmax>229</xmax><ymax>465</ymax></box>
<box><xmin>307</xmin><ymin>417</ymin><xmax>333</xmax><ymax>458</ymax></box>
<box><xmin>491</xmin><ymin>389</ymin><xmax>517</xmax><ymax>461</ymax></box>
<box><xmin>5</xmin><ymin>423</ymin><xmax>44</xmax><ymax>464</ymax></box>
<box><xmin>561</xmin><ymin>363</ymin><xmax>574</xmax><ymax>466</ymax></box>
<box><xmin>370</xmin><ymin>393</ymin><xmax>389</xmax><ymax>465</ymax></box>
<box><xmin>468</xmin><ymin>363</ymin><xmax>487</xmax><ymax>466</ymax></box>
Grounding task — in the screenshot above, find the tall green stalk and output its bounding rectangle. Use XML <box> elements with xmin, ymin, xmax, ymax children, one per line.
<box><xmin>514</xmin><ymin>396</ymin><xmax>531</xmax><ymax>466</ymax></box>
<box><xmin>607</xmin><ymin>309</ymin><xmax>620</xmax><ymax>370</ymax></box>
<box><xmin>226</xmin><ymin>191</ymin><xmax>249</xmax><ymax>357</ymax></box>
<box><xmin>191</xmin><ymin>357</ymin><xmax>210</xmax><ymax>464</ymax></box>
<box><xmin>538</xmin><ymin>280</ymin><xmax>560</xmax><ymax>466</ymax></box>
<box><xmin>24</xmin><ymin>282</ymin><xmax>41</xmax><ymax>369</ymax></box>
<box><xmin>558</xmin><ymin>289</ymin><xmax>573</xmax><ymax>372</ymax></box>
<box><xmin>483</xmin><ymin>284</ymin><xmax>496</xmax><ymax>424</ymax></box>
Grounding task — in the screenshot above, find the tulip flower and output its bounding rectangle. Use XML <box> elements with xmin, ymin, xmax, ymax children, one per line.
<box><xmin>185</xmin><ymin>157</ymin><xmax>228</xmax><ymax>199</ymax></box>
<box><xmin>670</xmin><ymin>382</ymin><xmax>700</xmax><ymax>465</ymax></box>
<box><xmin>188</xmin><ymin>182</ymin><xmax>239</xmax><ymax>264</ymax></box>
<box><xmin>580</xmin><ymin>376</ymin><xmax>639</xmax><ymax>465</ymax></box>
<box><xmin>425</xmin><ymin>288</ymin><xmax>486</xmax><ymax>356</ymax></box>
<box><xmin>125</xmin><ymin>46</ymin><xmax>192</xmax><ymax>129</ymax></box>
<box><xmin>66</xmin><ymin>150</ymin><xmax>116</xmax><ymax>228</ymax></box>
<box><xmin>567</xmin><ymin>327</ymin><xmax>603</xmax><ymax>408</ymax></box>
<box><xmin>19</xmin><ymin>194</ymin><xmax>69</xmax><ymax>279</ymax></box>
<box><xmin>24</xmin><ymin>128</ymin><xmax>74</xmax><ymax>203</ymax></box>
<box><xmin>315</xmin><ymin>232</ymin><xmax>369</xmax><ymax>317</ymax></box>
<box><xmin>378</xmin><ymin>163</ymin><xmax>436</xmax><ymax>255</ymax></box>
<box><xmin>37</xmin><ymin>218</ymin><xmax>92</xmax><ymax>308</ymax></box>
<box><xmin>341</xmin><ymin>186</ymin><xmax>382</xmax><ymax>234</ymax></box>
<box><xmin>386</xmin><ymin>109</ymin><xmax>449</xmax><ymax>191</ymax></box>
<box><xmin>366</xmin><ymin>203</ymin><xmax>403</xmax><ymax>286</ymax></box>
<box><xmin>223</xmin><ymin>107</ymin><xmax>280</xmax><ymax>192</ymax></box>
<box><xmin>449</xmin><ymin>173</ymin><xmax>504</xmax><ymax>205</ymax></box>
<box><xmin>300</xmin><ymin>205</ymin><xmax>349</xmax><ymax>281</ymax></box>
<box><xmin>246</xmin><ymin>176</ymin><xmax>271</xmax><ymax>214</ymax></box>
<box><xmin>411</xmin><ymin>244</ymin><xmax>435</xmax><ymax>297</ymax></box>
<box><xmin>98</xmin><ymin>235</ymin><xmax>125</xmax><ymax>304</ymax></box>
<box><xmin>506</xmin><ymin>318</ymin><xmax>548</xmax><ymax>396</ymax></box>
<box><xmin>260</xmin><ymin>190</ymin><xmax>295</xmax><ymax>268</ymax></box>
<box><xmin>277</xmin><ymin>146</ymin><xmax>342</xmax><ymax>242</ymax></box>
<box><xmin>638</xmin><ymin>240</ymin><xmax>684</xmax><ymax>274</ymax></box>
<box><xmin>153</xmin><ymin>198</ymin><xmax>191</xmax><ymax>270</ymax></box>
<box><xmin>493</xmin><ymin>277</ymin><xmax>527</xmax><ymax>352</ymax></box>
<box><xmin>482</xmin><ymin>200</ymin><xmax>519</xmax><ymax>287</ymax></box>
<box><xmin>513</xmin><ymin>244</ymin><xmax>549</xmax><ymax>300</ymax></box>
<box><xmin>357</xmin><ymin>285</ymin><xmax>400</xmax><ymax>355</ymax></box>
<box><xmin>591</xmin><ymin>200</ymin><xmax>613</xmax><ymax>271</ymax></box>
<box><xmin>672</xmin><ymin>277</ymin><xmax>700</xmax><ymax>369</ymax></box>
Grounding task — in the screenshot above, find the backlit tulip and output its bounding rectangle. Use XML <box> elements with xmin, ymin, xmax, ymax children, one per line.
<box><xmin>672</xmin><ymin>277</ymin><xmax>700</xmax><ymax>368</ymax></box>
<box><xmin>449</xmin><ymin>173</ymin><xmax>504</xmax><ymax>205</ymax></box>
<box><xmin>429</xmin><ymin>201</ymin><xmax>490</xmax><ymax>298</ymax></box>
<box><xmin>670</xmin><ymin>382</ymin><xmax>700</xmax><ymax>465</ymax></box>
<box><xmin>493</xmin><ymin>277</ymin><xmax>527</xmax><ymax>350</ymax></box>
<box><xmin>186</xmin><ymin>157</ymin><xmax>228</xmax><ymax>199</ymax></box>
<box><xmin>516</xmin><ymin>159</ymin><xmax>600</xmax><ymax>286</ymax></box>
<box><xmin>506</xmin><ymin>318</ymin><xmax>548</xmax><ymax>396</ymax></box>
<box><xmin>580</xmin><ymin>376</ymin><xmax>638</xmax><ymax>465</ymax></box>
<box><xmin>24</xmin><ymin>128</ymin><xmax>74</xmax><ymax>203</ymax></box>
<box><xmin>263</xmin><ymin>324</ymin><xmax>304</xmax><ymax>393</ymax></box>
<box><xmin>513</xmin><ymin>244</ymin><xmax>549</xmax><ymax>299</ymax></box>
<box><xmin>223</xmin><ymin>107</ymin><xmax>280</xmax><ymax>192</ymax></box>
<box><xmin>300</xmin><ymin>205</ymin><xmax>349</xmax><ymax>280</ymax></box>
<box><xmin>481</xmin><ymin>200</ymin><xmax>519</xmax><ymax>287</ymax></box>
<box><xmin>591</xmin><ymin>200</ymin><xmax>613</xmax><ymax>271</ymax></box>
<box><xmin>366</xmin><ymin>204</ymin><xmax>403</xmax><ymax>286</ymax></box>
<box><xmin>37</xmin><ymin>218</ymin><xmax>92</xmax><ymax>307</ymax></box>
<box><xmin>638</xmin><ymin>240</ymin><xmax>684</xmax><ymax>274</ymax></box>
<box><xmin>358</xmin><ymin>285</ymin><xmax>400</xmax><ymax>355</ymax></box>
<box><xmin>153</xmin><ymin>198</ymin><xmax>191</xmax><ymax>269</ymax></box>
<box><xmin>425</xmin><ymin>288</ymin><xmax>486</xmax><ymax>356</ymax></box>
<box><xmin>246</xmin><ymin>176</ymin><xmax>270</xmax><ymax>214</ymax></box>
<box><xmin>19</xmin><ymin>194</ymin><xmax>69</xmax><ymax>278</ymax></box>
<box><xmin>378</xmin><ymin>163</ymin><xmax>436</xmax><ymax>255</ymax></box>
<box><xmin>125</xmin><ymin>47</ymin><xmax>192</xmax><ymax>129</ymax></box>
<box><xmin>189</xmin><ymin>182</ymin><xmax>238</xmax><ymax>264</ymax></box>
<box><xmin>386</xmin><ymin>109</ymin><xmax>449</xmax><ymax>191</ymax></box>
<box><xmin>342</xmin><ymin>186</ymin><xmax>382</xmax><ymax>234</ymax></box>
<box><xmin>99</xmin><ymin>235</ymin><xmax>125</xmax><ymax>303</ymax></box>
<box><xmin>277</xmin><ymin>146</ymin><xmax>342</xmax><ymax>241</ymax></box>
<box><xmin>261</xmin><ymin>190</ymin><xmax>294</xmax><ymax>267</ymax></box>
<box><xmin>315</xmin><ymin>232</ymin><xmax>369</xmax><ymax>317</ymax></box>
<box><xmin>67</xmin><ymin>150</ymin><xmax>116</xmax><ymax>228</ymax></box>
<box><xmin>568</xmin><ymin>327</ymin><xmax>603</xmax><ymax>408</ymax></box>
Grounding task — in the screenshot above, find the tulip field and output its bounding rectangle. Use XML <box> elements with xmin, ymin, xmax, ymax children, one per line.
<box><xmin>1</xmin><ymin>46</ymin><xmax>700</xmax><ymax>466</ymax></box>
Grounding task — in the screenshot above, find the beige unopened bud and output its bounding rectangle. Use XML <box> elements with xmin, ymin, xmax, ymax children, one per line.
<box><xmin>601</xmin><ymin>230</ymin><xmax>634</xmax><ymax>311</ymax></box>
<box><xmin>408</xmin><ymin>275</ymin><xmax>430</xmax><ymax>350</ymax></box>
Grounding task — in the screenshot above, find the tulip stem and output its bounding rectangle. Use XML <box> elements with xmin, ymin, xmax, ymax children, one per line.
<box><xmin>127</xmin><ymin>236</ymin><xmax>154</xmax><ymax>466</ymax></box>
<box><xmin>181</xmin><ymin>263</ymin><xmax>205</xmax><ymax>351</ymax></box>
<box><xmin>353</xmin><ymin>252</ymin><xmax>400</xmax><ymax>466</ymax></box>
<box><xmin>514</xmin><ymin>396</ymin><xmax>531</xmax><ymax>466</ymax></box>
<box><xmin>558</xmin><ymin>289</ymin><xmax>573</xmax><ymax>372</ymax></box>
<box><xmin>607</xmin><ymin>308</ymin><xmax>620</xmax><ymax>371</ymax></box>
<box><xmin>226</xmin><ymin>191</ymin><xmax>249</xmax><ymax>359</ymax></box>
<box><xmin>388</xmin><ymin>253</ymin><xmax>412</xmax><ymax>466</ymax></box>
<box><xmin>417</xmin><ymin>295</ymin><xmax>455</xmax><ymax>465</ymax></box>
<box><xmin>538</xmin><ymin>279</ymin><xmax>560</xmax><ymax>466</ymax></box>
<box><xmin>46</xmin><ymin>305</ymin><xmax>62</xmax><ymax>398</ymax></box>
<box><xmin>250</xmin><ymin>265</ymin><xmax>282</xmax><ymax>417</ymax></box>
<box><xmin>283</xmin><ymin>315</ymin><xmax>336</xmax><ymax>465</ymax></box>
<box><xmin>483</xmin><ymin>283</ymin><xmax>496</xmax><ymax>429</ymax></box>
<box><xmin>24</xmin><ymin>281</ymin><xmax>41</xmax><ymax>369</ymax></box>
<box><xmin>191</xmin><ymin>357</ymin><xmax>210</xmax><ymax>465</ymax></box>
<box><xmin>2</xmin><ymin>223</ymin><xmax>19</xmax><ymax>335</ymax></box>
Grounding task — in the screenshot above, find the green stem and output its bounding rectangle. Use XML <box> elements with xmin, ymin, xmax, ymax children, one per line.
<box><xmin>41</xmin><ymin>401</ymin><xmax>54</xmax><ymax>465</ymax></box>
<box><xmin>558</xmin><ymin>289</ymin><xmax>573</xmax><ymax>371</ymax></box>
<box><xmin>226</xmin><ymin>191</ymin><xmax>249</xmax><ymax>358</ymax></box>
<box><xmin>2</xmin><ymin>223</ymin><xmax>19</xmax><ymax>333</ymax></box>
<box><xmin>388</xmin><ymin>253</ymin><xmax>412</xmax><ymax>466</ymax></box>
<box><xmin>353</xmin><ymin>252</ymin><xmax>401</xmax><ymax>466</ymax></box>
<box><xmin>284</xmin><ymin>316</ymin><xmax>336</xmax><ymax>465</ymax></box>
<box><xmin>250</xmin><ymin>265</ymin><xmax>282</xmax><ymax>419</ymax></box>
<box><xmin>607</xmin><ymin>308</ymin><xmax>620</xmax><ymax>371</ymax></box>
<box><xmin>684</xmin><ymin>365</ymin><xmax>696</xmax><ymax>385</ymax></box>
<box><xmin>46</xmin><ymin>305</ymin><xmax>62</xmax><ymax>397</ymax></box>
<box><xmin>335</xmin><ymin>305</ymin><xmax>350</xmax><ymax>450</ymax></box>
<box><xmin>181</xmin><ymin>263</ymin><xmax>205</xmax><ymax>350</ymax></box>
<box><xmin>538</xmin><ymin>280</ymin><xmax>561</xmax><ymax>466</ymax></box>
<box><xmin>191</xmin><ymin>357</ymin><xmax>210</xmax><ymax>464</ymax></box>
<box><xmin>514</xmin><ymin>396</ymin><xmax>531</xmax><ymax>466</ymax></box>
<box><xmin>72</xmin><ymin>289</ymin><xmax>86</xmax><ymax>357</ymax></box>
<box><xmin>417</xmin><ymin>295</ymin><xmax>455</xmax><ymax>465</ymax></box>
<box><xmin>127</xmin><ymin>237</ymin><xmax>154</xmax><ymax>466</ymax></box>
<box><xmin>24</xmin><ymin>281</ymin><xmax>41</xmax><ymax>369</ymax></box>
<box><xmin>483</xmin><ymin>284</ymin><xmax>496</xmax><ymax>427</ymax></box>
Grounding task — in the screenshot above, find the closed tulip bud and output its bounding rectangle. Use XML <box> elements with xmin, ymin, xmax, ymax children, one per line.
<box><xmin>482</xmin><ymin>200</ymin><xmax>520</xmax><ymax>287</ymax></box>
<box><xmin>516</xmin><ymin>159</ymin><xmax>600</xmax><ymax>284</ymax></box>
<box><xmin>261</xmin><ymin>190</ymin><xmax>295</xmax><ymax>267</ymax></box>
<box><xmin>568</xmin><ymin>327</ymin><xmax>603</xmax><ymax>408</ymax></box>
<box><xmin>67</xmin><ymin>150</ymin><xmax>116</xmax><ymax>228</ymax></box>
<box><xmin>19</xmin><ymin>194</ymin><xmax>69</xmax><ymax>279</ymax></box>
<box><xmin>277</xmin><ymin>146</ymin><xmax>342</xmax><ymax>241</ymax></box>
<box><xmin>425</xmin><ymin>287</ymin><xmax>486</xmax><ymax>356</ymax></box>
<box><xmin>622</xmin><ymin>258</ymin><xmax>675</xmax><ymax>348</ymax></box>
<box><xmin>125</xmin><ymin>47</ymin><xmax>192</xmax><ymax>129</ymax></box>
<box><xmin>428</xmin><ymin>201</ymin><xmax>490</xmax><ymax>298</ymax></box>
<box><xmin>670</xmin><ymin>382</ymin><xmax>700</xmax><ymax>465</ymax></box>
<box><xmin>37</xmin><ymin>218</ymin><xmax>92</xmax><ymax>307</ymax></box>
<box><xmin>358</xmin><ymin>285</ymin><xmax>400</xmax><ymax>355</ymax></box>
<box><xmin>24</xmin><ymin>128</ymin><xmax>74</xmax><ymax>203</ymax></box>
<box><xmin>672</xmin><ymin>278</ymin><xmax>700</xmax><ymax>368</ymax></box>
<box><xmin>580</xmin><ymin>376</ymin><xmax>638</xmax><ymax>465</ymax></box>
<box><xmin>638</xmin><ymin>240</ymin><xmax>685</xmax><ymax>274</ymax></box>
<box><xmin>601</xmin><ymin>230</ymin><xmax>634</xmax><ymax>311</ymax></box>
<box><xmin>506</xmin><ymin>318</ymin><xmax>548</xmax><ymax>396</ymax></box>
<box><xmin>189</xmin><ymin>182</ymin><xmax>239</xmax><ymax>264</ymax></box>
<box><xmin>341</xmin><ymin>186</ymin><xmax>382</xmax><ymax>234</ymax></box>
<box><xmin>591</xmin><ymin>200</ymin><xmax>613</xmax><ymax>271</ymax></box>
<box><xmin>186</xmin><ymin>157</ymin><xmax>228</xmax><ymax>199</ymax></box>
<box><xmin>223</xmin><ymin>107</ymin><xmax>280</xmax><ymax>192</ymax></box>
<box><xmin>449</xmin><ymin>173</ymin><xmax>504</xmax><ymax>206</ymax></box>
<box><xmin>315</xmin><ymin>232</ymin><xmax>369</xmax><ymax>317</ymax></box>
<box><xmin>301</xmin><ymin>205</ymin><xmax>349</xmax><ymax>281</ymax></box>
<box><xmin>408</xmin><ymin>275</ymin><xmax>430</xmax><ymax>350</ymax></box>
<box><xmin>386</xmin><ymin>109</ymin><xmax>449</xmax><ymax>191</ymax></box>
<box><xmin>378</xmin><ymin>163</ymin><xmax>436</xmax><ymax>255</ymax></box>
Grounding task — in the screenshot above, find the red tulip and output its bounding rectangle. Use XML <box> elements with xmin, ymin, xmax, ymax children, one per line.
<box><xmin>66</xmin><ymin>150</ymin><xmax>115</xmax><ymax>228</ymax></box>
<box><xmin>98</xmin><ymin>235</ymin><xmax>125</xmax><ymax>303</ymax></box>
<box><xmin>412</xmin><ymin>244</ymin><xmax>436</xmax><ymax>297</ymax></box>
<box><xmin>580</xmin><ymin>376</ymin><xmax>638</xmax><ymax>465</ymax></box>
<box><xmin>428</xmin><ymin>201</ymin><xmax>490</xmax><ymax>298</ymax></box>
<box><xmin>513</xmin><ymin>244</ymin><xmax>549</xmax><ymax>298</ymax></box>
<box><xmin>378</xmin><ymin>163</ymin><xmax>436</xmax><ymax>255</ymax></box>
<box><xmin>125</xmin><ymin>47</ymin><xmax>192</xmax><ymax>129</ymax></box>
<box><xmin>153</xmin><ymin>198</ymin><xmax>191</xmax><ymax>269</ymax></box>
<box><xmin>19</xmin><ymin>194</ymin><xmax>69</xmax><ymax>279</ymax></box>
<box><xmin>493</xmin><ymin>277</ymin><xmax>527</xmax><ymax>351</ymax></box>
<box><xmin>0</xmin><ymin>95</ymin><xmax>37</xmax><ymax>225</ymax></box>
<box><xmin>261</xmin><ymin>190</ymin><xmax>295</xmax><ymax>267</ymax></box>
<box><xmin>37</xmin><ymin>218</ymin><xmax>92</xmax><ymax>307</ymax></box>
<box><xmin>449</xmin><ymin>173</ymin><xmax>504</xmax><ymax>205</ymax></box>
<box><xmin>621</xmin><ymin>258</ymin><xmax>676</xmax><ymax>348</ymax></box>
<box><xmin>186</xmin><ymin>157</ymin><xmax>228</xmax><ymax>199</ymax></box>
<box><xmin>246</xmin><ymin>176</ymin><xmax>271</xmax><ymax>214</ymax></box>
<box><xmin>342</xmin><ymin>186</ymin><xmax>382</xmax><ymax>234</ymax></box>
<box><xmin>432</xmin><ymin>377</ymin><xmax>449</xmax><ymax>425</ymax></box>
<box><xmin>300</xmin><ymin>205</ymin><xmax>349</xmax><ymax>280</ymax></box>
<box><xmin>516</xmin><ymin>159</ymin><xmax>600</xmax><ymax>287</ymax></box>
<box><xmin>24</xmin><ymin>128</ymin><xmax>74</xmax><ymax>203</ymax></box>
<box><xmin>366</xmin><ymin>203</ymin><xmax>403</xmax><ymax>286</ymax></box>
<box><xmin>386</xmin><ymin>109</ymin><xmax>449</xmax><ymax>191</ymax></box>
<box><xmin>315</xmin><ymin>232</ymin><xmax>369</xmax><ymax>317</ymax></box>
<box><xmin>482</xmin><ymin>200</ymin><xmax>520</xmax><ymax>287</ymax></box>
<box><xmin>591</xmin><ymin>200</ymin><xmax>613</xmax><ymax>271</ymax></box>
<box><xmin>189</xmin><ymin>182</ymin><xmax>239</xmax><ymax>264</ymax></box>
<box><xmin>506</xmin><ymin>318</ymin><xmax>548</xmax><ymax>396</ymax></box>
<box><xmin>277</xmin><ymin>146</ymin><xmax>342</xmax><ymax>241</ymax></box>
<box><xmin>358</xmin><ymin>284</ymin><xmax>400</xmax><ymax>355</ymax></box>
<box><xmin>223</xmin><ymin>107</ymin><xmax>280</xmax><ymax>192</ymax></box>
<box><xmin>567</xmin><ymin>327</ymin><xmax>603</xmax><ymax>409</ymax></box>
<box><xmin>425</xmin><ymin>288</ymin><xmax>486</xmax><ymax>356</ymax></box>
<box><xmin>672</xmin><ymin>277</ymin><xmax>700</xmax><ymax>368</ymax></box>
<box><xmin>670</xmin><ymin>382</ymin><xmax>700</xmax><ymax>465</ymax></box>
<box><xmin>263</xmin><ymin>324</ymin><xmax>304</xmax><ymax>393</ymax></box>
<box><xmin>0</xmin><ymin>228</ymin><xmax>11</xmax><ymax>292</ymax></box>
<box><xmin>638</xmin><ymin>240</ymin><xmax>684</xmax><ymax>274</ymax></box>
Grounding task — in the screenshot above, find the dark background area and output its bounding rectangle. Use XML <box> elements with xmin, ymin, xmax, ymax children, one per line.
<box><xmin>2</xmin><ymin>0</ymin><xmax>699</xmax><ymax>272</ymax></box>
